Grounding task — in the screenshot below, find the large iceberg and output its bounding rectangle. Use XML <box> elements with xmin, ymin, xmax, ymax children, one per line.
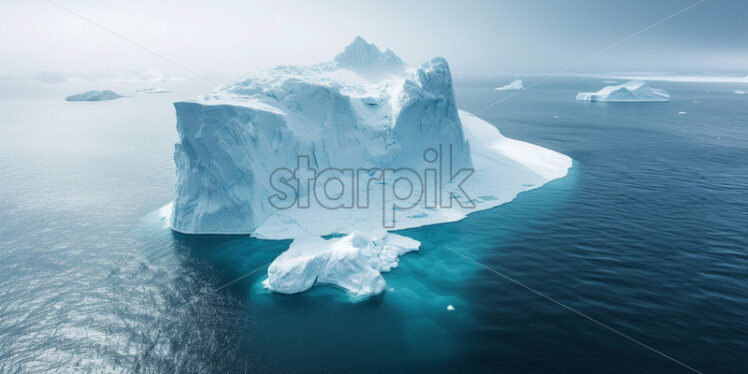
<box><xmin>495</xmin><ymin>79</ymin><xmax>524</xmax><ymax>91</ymax></box>
<box><xmin>65</xmin><ymin>90</ymin><xmax>122</xmax><ymax>102</ymax></box>
<box><xmin>169</xmin><ymin>37</ymin><xmax>572</xmax><ymax>297</ymax></box>
<box><xmin>576</xmin><ymin>80</ymin><xmax>670</xmax><ymax>102</ymax></box>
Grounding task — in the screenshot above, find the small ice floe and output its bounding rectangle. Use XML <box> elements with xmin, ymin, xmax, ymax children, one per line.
<box><xmin>447</xmin><ymin>305</ymin><xmax>455</xmax><ymax>311</ymax></box>
<box><xmin>678</xmin><ymin>111</ymin><xmax>687</xmax><ymax>115</ymax></box>
<box><xmin>735</xmin><ymin>89</ymin><xmax>746</xmax><ymax>95</ymax></box>
<box><xmin>495</xmin><ymin>79</ymin><xmax>524</xmax><ymax>91</ymax></box>
<box><xmin>553</xmin><ymin>115</ymin><xmax>560</xmax><ymax>119</ymax></box>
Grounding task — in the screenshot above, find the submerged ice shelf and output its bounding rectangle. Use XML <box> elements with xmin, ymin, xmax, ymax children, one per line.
<box><xmin>168</xmin><ymin>37</ymin><xmax>572</xmax><ymax>297</ymax></box>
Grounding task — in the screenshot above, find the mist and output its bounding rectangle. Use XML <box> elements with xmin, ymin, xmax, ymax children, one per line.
<box><xmin>2</xmin><ymin>0</ymin><xmax>746</xmax><ymax>80</ymax></box>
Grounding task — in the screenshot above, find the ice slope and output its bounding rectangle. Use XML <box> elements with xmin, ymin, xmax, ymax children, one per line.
<box><xmin>169</xmin><ymin>37</ymin><xmax>572</xmax><ymax>297</ymax></box>
<box><xmin>65</xmin><ymin>90</ymin><xmax>122</xmax><ymax>101</ymax></box>
<box><xmin>495</xmin><ymin>79</ymin><xmax>524</xmax><ymax>91</ymax></box>
<box><xmin>576</xmin><ymin>80</ymin><xmax>670</xmax><ymax>102</ymax></box>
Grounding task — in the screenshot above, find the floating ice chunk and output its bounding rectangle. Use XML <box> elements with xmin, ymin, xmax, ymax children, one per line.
<box><xmin>735</xmin><ymin>89</ymin><xmax>746</xmax><ymax>95</ymax></box>
<box><xmin>262</xmin><ymin>232</ymin><xmax>420</xmax><ymax>298</ymax></box>
<box><xmin>447</xmin><ymin>305</ymin><xmax>455</xmax><ymax>311</ymax></box>
<box><xmin>678</xmin><ymin>111</ymin><xmax>687</xmax><ymax>115</ymax></box>
<box><xmin>576</xmin><ymin>80</ymin><xmax>670</xmax><ymax>102</ymax></box>
<box><xmin>65</xmin><ymin>90</ymin><xmax>122</xmax><ymax>101</ymax></box>
<box><xmin>495</xmin><ymin>79</ymin><xmax>524</xmax><ymax>91</ymax></box>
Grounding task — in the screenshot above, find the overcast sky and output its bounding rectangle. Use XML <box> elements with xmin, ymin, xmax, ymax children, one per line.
<box><xmin>2</xmin><ymin>0</ymin><xmax>746</xmax><ymax>79</ymax></box>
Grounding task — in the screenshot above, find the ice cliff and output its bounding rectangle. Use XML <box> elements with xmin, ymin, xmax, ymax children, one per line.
<box><xmin>65</xmin><ymin>90</ymin><xmax>122</xmax><ymax>101</ymax></box>
<box><xmin>495</xmin><ymin>79</ymin><xmax>524</xmax><ymax>91</ymax></box>
<box><xmin>169</xmin><ymin>37</ymin><xmax>572</xmax><ymax>298</ymax></box>
<box><xmin>576</xmin><ymin>80</ymin><xmax>670</xmax><ymax>102</ymax></box>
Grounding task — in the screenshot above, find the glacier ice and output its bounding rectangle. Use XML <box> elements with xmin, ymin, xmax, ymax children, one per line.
<box><xmin>495</xmin><ymin>79</ymin><xmax>524</xmax><ymax>91</ymax></box>
<box><xmin>576</xmin><ymin>80</ymin><xmax>670</xmax><ymax>102</ymax></box>
<box><xmin>168</xmin><ymin>37</ymin><xmax>572</xmax><ymax>297</ymax></box>
<box><xmin>65</xmin><ymin>90</ymin><xmax>122</xmax><ymax>102</ymax></box>
<box><xmin>262</xmin><ymin>231</ymin><xmax>420</xmax><ymax>297</ymax></box>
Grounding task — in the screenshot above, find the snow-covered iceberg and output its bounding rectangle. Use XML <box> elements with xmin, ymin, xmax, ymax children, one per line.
<box><xmin>169</xmin><ymin>37</ymin><xmax>572</xmax><ymax>297</ymax></box>
<box><xmin>495</xmin><ymin>79</ymin><xmax>524</xmax><ymax>91</ymax></box>
<box><xmin>576</xmin><ymin>80</ymin><xmax>670</xmax><ymax>102</ymax></box>
<box><xmin>65</xmin><ymin>90</ymin><xmax>122</xmax><ymax>102</ymax></box>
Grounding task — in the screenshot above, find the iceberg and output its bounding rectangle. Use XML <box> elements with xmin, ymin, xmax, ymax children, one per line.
<box><xmin>169</xmin><ymin>37</ymin><xmax>572</xmax><ymax>297</ymax></box>
<box><xmin>263</xmin><ymin>231</ymin><xmax>420</xmax><ymax>297</ymax></box>
<box><xmin>65</xmin><ymin>90</ymin><xmax>122</xmax><ymax>101</ymax></box>
<box><xmin>136</xmin><ymin>88</ymin><xmax>170</xmax><ymax>94</ymax></box>
<box><xmin>576</xmin><ymin>80</ymin><xmax>670</xmax><ymax>102</ymax></box>
<box><xmin>735</xmin><ymin>89</ymin><xmax>746</xmax><ymax>95</ymax></box>
<box><xmin>495</xmin><ymin>79</ymin><xmax>524</xmax><ymax>91</ymax></box>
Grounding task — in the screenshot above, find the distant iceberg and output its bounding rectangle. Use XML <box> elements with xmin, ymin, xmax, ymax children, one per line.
<box><xmin>495</xmin><ymin>79</ymin><xmax>524</xmax><ymax>91</ymax></box>
<box><xmin>735</xmin><ymin>89</ymin><xmax>746</xmax><ymax>95</ymax></box>
<box><xmin>136</xmin><ymin>88</ymin><xmax>170</xmax><ymax>94</ymax></box>
<box><xmin>168</xmin><ymin>37</ymin><xmax>572</xmax><ymax>298</ymax></box>
<box><xmin>65</xmin><ymin>90</ymin><xmax>122</xmax><ymax>101</ymax></box>
<box><xmin>576</xmin><ymin>80</ymin><xmax>670</xmax><ymax>102</ymax></box>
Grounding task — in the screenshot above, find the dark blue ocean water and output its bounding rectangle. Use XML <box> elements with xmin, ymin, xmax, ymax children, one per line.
<box><xmin>1</xmin><ymin>76</ymin><xmax>747</xmax><ymax>373</ymax></box>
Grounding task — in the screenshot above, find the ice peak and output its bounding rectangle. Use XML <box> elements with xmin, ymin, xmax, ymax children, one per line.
<box><xmin>334</xmin><ymin>36</ymin><xmax>406</xmax><ymax>78</ymax></box>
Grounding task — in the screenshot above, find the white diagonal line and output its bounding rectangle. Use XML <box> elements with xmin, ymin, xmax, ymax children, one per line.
<box><xmin>44</xmin><ymin>0</ymin><xmax>219</xmax><ymax>85</ymax></box>
<box><xmin>443</xmin><ymin>245</ymin><xmax>702</xmax><ymax>374</ymax></box>
<box><xmin>459</xmin><ymin>0</ymin><xmax>706</xmax><ymax>121</ymax></box>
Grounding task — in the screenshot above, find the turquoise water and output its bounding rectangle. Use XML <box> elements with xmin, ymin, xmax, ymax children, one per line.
<box><xmin>1</xmin><ymin>77</ymin><xmax>747</xmax><ymax>373</ymax></box>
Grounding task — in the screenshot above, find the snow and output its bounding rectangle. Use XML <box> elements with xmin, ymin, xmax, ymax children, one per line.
<box><xmin>576</xmin><ymin>80</ymin><xmax>670</xmax><ymax>102</ymax></box>
<box><xmin>65</xmin><ymin>90</ymin><xmax>122</xmax><ymax>101</ymax></box>
<box><xmin>495</xmin><ymin>79</ymin><xmax>524</xmax><ymax>91</ymax></box>
<box><xmin>262</xmin><ymin>231</ymin><xmax>420</xmax><ymax>297</ymax></box>
<box><xmin>168</xmin><ymin>36</ymin><xmax>572</xmax><ymax>297</ymax></box>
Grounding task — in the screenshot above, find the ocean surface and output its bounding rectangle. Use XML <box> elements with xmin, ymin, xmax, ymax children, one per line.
<box><xmin>1</xmin><ymin>76</ymin><xmax>746</xmax><ymax>373</ymax></box>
